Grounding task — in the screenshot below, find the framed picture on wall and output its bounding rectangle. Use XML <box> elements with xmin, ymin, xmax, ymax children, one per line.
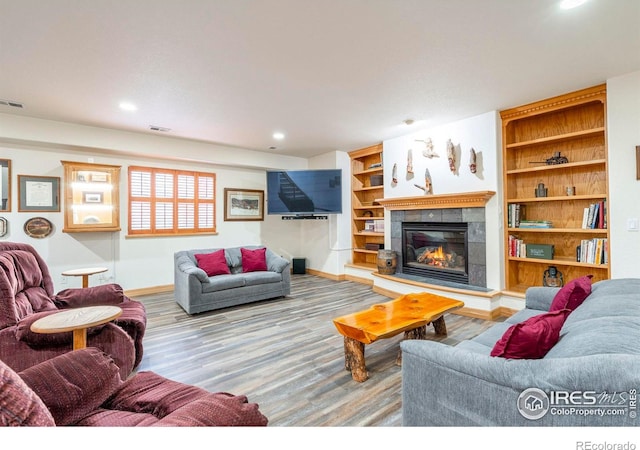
<box><xmin>224</xmin><ymin>188</ymin><xmax>264</xmax><ymax>221</ymax></box>
<box><xmin>18</xmin><ymin>175</ymin><xmax>61</xmax><ymax>212</ymax></box>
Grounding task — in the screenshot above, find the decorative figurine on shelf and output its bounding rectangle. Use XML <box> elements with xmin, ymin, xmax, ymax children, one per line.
<box><xmin>391</xmin><ymin>163</ymin><xmax>398</xmax><ymax>185</ymax></box>
<box><xmin>535</xmin><ymin>182</ymin><xmax>548</xmax><ymax>198</ymax></box>
<box><xmin>543</xmin><ymin>266</ymin><xmax>564</xmax><ymax>287</ymax></box>
<box><xmin>414</xmin><ymin>168</ymin><xmax>433</xmax><ymax>195</ymax></box>
<box><xmin>416</xmin><ymin>138</ymin><xmax>439</xmax><ymax>158</ymax></box>
<box><xmin>446</xmin><ymin>139</ymin><xmax>456</xmax><ymax>173</ymax></box>
<box><xmin>529</xmin><ymin>151</ymin><xmax>569</xmax><ymax>165</ymax></box>
<box><xmin>406</xmin><ymin>149</ymin><xmax>414</xmax><ymax>176</ymax></box>
<box><xmin>469</xmin><ymin>147</ymin><xmax>477</xmax><ymax>173</ymax></box>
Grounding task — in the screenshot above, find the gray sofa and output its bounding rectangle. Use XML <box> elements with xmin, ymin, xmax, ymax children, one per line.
<box><xmin>174</xmin><ymin>246</ymin><xmax>290</xmax><ymax>315</ymax></box>
<box><xmin>401</xmin><ymin>278</ymin><xmax>640</xmax><ymax>426</ymax></box>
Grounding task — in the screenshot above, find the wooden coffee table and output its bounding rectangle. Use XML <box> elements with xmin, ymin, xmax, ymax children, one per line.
<box><xmin>333</xmin><ymin>292</ymin><xmax>464</xmax><ymax>382</ymax></box>
<box><xmin>30</xmin><ymin>305</ymin><xmax>122</xmax><ymax>350</ymax></box>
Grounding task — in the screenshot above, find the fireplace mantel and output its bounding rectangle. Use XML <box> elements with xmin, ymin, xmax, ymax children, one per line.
<box><xmin>376</xmin><ymin>191</ymin><xmax>496</xmax><ymax>210</ymax></box>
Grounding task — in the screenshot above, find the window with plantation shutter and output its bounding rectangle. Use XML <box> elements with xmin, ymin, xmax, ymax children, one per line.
<box><xmin>128</xmin><ymin>166</ymin><xmax>216</xmax><ymax>236</ymax></box>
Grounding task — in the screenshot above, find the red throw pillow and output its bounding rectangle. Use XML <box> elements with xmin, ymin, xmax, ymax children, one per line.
<box><xmin>241</xmin><ymin>247</ymin><xmax>267</xmax><ymax>273</ymax></box>
<box><xmin>195</xmin><ymin>250</ymin><xmax>230</xmax><ymax>276</ymax></box>
<box><xmin>549</xmin><ymin>275</ymin><xmax>593</xmax><ymax>311</ymax></box>
<box><xmin>490</xmin><ymin>309</ymin><xmax>571</xmax><ymax>359</ymax></box>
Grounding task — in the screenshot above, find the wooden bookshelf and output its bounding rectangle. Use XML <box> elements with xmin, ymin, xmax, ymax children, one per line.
<box><xmin>500</xmin><ymin>84</ymin><xmax>610</xmax><ymax>293</ymax></box>
<box><xmin>349</xmin><ymin>143</ymin><xmax>384</xmax><ymax>268</ymax></box>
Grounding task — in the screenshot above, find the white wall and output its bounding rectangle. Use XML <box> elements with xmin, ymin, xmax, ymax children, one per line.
<box><xmin>300</xmin><ymin>151</ymin><xmax>352</xmax><ymax>275</ymax></box>
<box><xmin>381</xmin><ymin>111</ymin><xmax>504</xmax><ymax>290</ymax></box>
<box><xmin>606</xmin><ymin>70</ymin><xmax>640</xmax><ymax>278</ymax></box>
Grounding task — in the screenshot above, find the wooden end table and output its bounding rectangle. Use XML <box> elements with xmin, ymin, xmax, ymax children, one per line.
<box><xmin>333</xmin><ymin>292</ymin><xmax>464</xmax><ymax>382</ymax></box>
<box><xmin>30</xmin><ymin>305</ymin><xmax>122</xmax><ymax>350</ymax></box>
<box><xmin>62</xmin><ymin>267</ymin><xmax>108</xmax><ymax>288</ymax></box>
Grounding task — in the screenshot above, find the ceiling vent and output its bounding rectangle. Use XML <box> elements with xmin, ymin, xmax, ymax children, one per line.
<box><xmin>0</xmin><ymin>99</ymin><xmax>24</xmax><ymax>108</ymax></box>
<box><xmin>149</xmin><ymin>125</ymin><xmax>171</xmax><ymax>132</ymax></box>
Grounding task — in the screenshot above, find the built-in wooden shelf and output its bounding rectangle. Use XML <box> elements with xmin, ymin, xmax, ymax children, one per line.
<box><xmin>501</xmin><ymin>84</ymin><xmax>610</xmax><ymax>294</ymax></box>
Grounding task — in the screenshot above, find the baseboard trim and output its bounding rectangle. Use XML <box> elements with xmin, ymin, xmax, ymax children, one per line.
<box><xmin>125</xmin><ymin>284</ymin><xmax>174</xmax><ymax>297</ymax></box>
<box><xmin>306</xmin><ymin>269</ymin><xmax>345</xmax><ymax>281</ymax></box>
<box><xmin>344</xmin><ymin>274</ymin><xmax>374</xmax><ymax>286</ymax></box>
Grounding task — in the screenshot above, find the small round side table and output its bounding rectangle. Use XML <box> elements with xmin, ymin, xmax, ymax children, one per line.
<box><xmin>62</xmin><ymin>267</ymin><xmax>108</xmax><ymax>288</ymax></box>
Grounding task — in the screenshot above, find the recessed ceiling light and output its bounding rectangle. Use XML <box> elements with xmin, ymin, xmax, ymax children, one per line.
<box><xmin>273</xmin><ymin>132</ymin><xmax>285</xmax><ymax>140</ymax></box>
<box><xmin>559</xmin><ymin>0</ymin><xmax>588</xmax><ymax>10</ymax></box>
<box><xmin>119</xmin><ymin>102</ymin><xmax>137</xmax><ymax>111</ymax></box>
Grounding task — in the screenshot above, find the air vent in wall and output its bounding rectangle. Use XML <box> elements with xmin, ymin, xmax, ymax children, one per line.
<box><xmin>0</xmin><ymin>99</ymin><xmax>24</xmax><ymax>108</ymax></box>
<box><xmin>149</xmin><ymin>125</ymin><xmax>171</xmax><ymax>132</ymax></box>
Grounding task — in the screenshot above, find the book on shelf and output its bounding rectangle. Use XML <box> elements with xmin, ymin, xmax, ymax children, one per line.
<box><xmin>577</xmin><ymin>238</ymin><xmax>608</xmax><ymax>264</ymax></box>
<box><xmin>508</xmin><ymin>235</ymin><xmax>526</xmax><ymax>258</ymax></box>
<box><xmin>519</xmin><ymin>220</ymin><xmax>553</xmax><ymax>228</ymax></box>
<box><xmin>373</xmin><ymin>219</ymin><xmax>384</xmax><ymax>233</ymax></box>
<box><xmin>508</xmin><ymin>203</ymin><xmax>525</xmax><ymax>228</ymax></box>
<box><xmin>582</xmin><ymin>200</ymin><xmax>606</xmax><ymax>229</ymax></box>
<box><xmin>364</xmin><ymin>220</ymin><xmax>375</xmax><ymax>232</ymax></box>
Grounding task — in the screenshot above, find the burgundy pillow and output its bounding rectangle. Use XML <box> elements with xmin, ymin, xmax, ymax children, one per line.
<box><xmin>195</xmin><ymin>250</ymin><xmax>230</xmax><ymax>276</ymax></box>
<box><xmin>549</xmin><ymin>275</ymin><xmax>593</xmax><ymax>311</ymax></box>
<box><xmin>490</xmin><ymin>309</ymin><xmax>571</xmax><ymax>359</ymax></box>
<box><xmin>241</xmin><ymin>247</ymin><xmax>267</xmax><ymax>273</ymax></box>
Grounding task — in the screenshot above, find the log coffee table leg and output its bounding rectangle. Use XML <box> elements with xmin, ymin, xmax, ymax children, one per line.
<box><xmin>432</xmin><ymin>316</ymin><xmax>448</xmax><ymax>335</ymax></box>
<box><xmin>343</xmin><ymin>337</ymin><xmax>368</xmax><ymax>382</ymax></box>
<box><xmin>397</xmin><ymin>325</ymin><xmax>427</xmax><ymax>365</ymax></box>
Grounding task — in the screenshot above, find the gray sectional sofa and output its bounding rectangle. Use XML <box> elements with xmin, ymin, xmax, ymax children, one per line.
<box><xmin>174</xmin><ymin>246</ymin><xmax>290</xmax><ymax>315</ymax></box>
<box><xmin>401</xmin><ymin>278</ymin><xmax>640</xmax><ymax>426</ymax></box>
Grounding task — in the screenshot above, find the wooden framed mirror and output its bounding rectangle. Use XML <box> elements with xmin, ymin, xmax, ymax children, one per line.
<box><xmin>0</xmin><ymin>159</ymin><xmax>10</xmax><ymax>212</ymax></box>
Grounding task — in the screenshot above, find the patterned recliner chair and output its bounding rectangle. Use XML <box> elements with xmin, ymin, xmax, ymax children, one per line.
<box><xmin>0</xmin><ymin>242</ymin><xmax>146</xmax><ymax>379</ymax></box>
<box><xmin>0</xmin><ymin>347</ymin><xmax>268</xmax><ymax>426</ymax></box>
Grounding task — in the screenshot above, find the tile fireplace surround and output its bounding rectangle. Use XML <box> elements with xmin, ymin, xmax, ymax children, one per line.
<box><xmin>377</xmin><ymin>191</ymin><xmax>496</xmax><ymax>291</ymax></box>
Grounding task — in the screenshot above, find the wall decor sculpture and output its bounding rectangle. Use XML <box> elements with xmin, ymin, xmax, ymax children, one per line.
<box><xmin>446</xmin><ymin>139</ymin><xmax>456</xmax><ymax>173</ymax></box>
<box><xmin>469</xmin><ymin>148</ymin><xmax>477</xmax><ymax>173</ymax></box>
<box><xmin>416</xmin><ymin>138</ymin><xmax>439</xmax><ymax>158</ymax></box>
<box><xmin>406</xmin><ymin>149</ymin><xmax>413</xmax><ymax>176</ymax></box>
<box><xmin>414</xmin><ymin>168</ymin><xmax>433</xmax><ymax>195</ymax></box>
<box><xmin>391</xmin><ymin>163</ymin><xmax>398</xmax><ymax>185</ymax></box>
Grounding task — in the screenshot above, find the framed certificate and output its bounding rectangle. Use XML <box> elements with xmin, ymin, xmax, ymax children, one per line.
<box><xmin>18</xmin><ymin>175</ymin><xmax>61</xmax><ymax>212</ymax></box>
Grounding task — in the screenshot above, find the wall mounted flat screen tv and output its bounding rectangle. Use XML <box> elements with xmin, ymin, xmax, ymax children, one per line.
<box><xmin>266</xmin><ymin>169</ymin><xmax>342</xmax><ymax>215</ymax></box>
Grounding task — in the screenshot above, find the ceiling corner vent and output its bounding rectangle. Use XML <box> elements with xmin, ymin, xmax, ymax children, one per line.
<box><xmin>0</xmin><ymin>99</ymin><xmax>24</xmax><ymax>108</ymax></box>
<box><xmin>149</xmin><ymin>125</ymin><xmax>171</xmax><ymax>132</ymax></box>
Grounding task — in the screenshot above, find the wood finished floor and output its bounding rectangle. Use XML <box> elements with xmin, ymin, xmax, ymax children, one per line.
<box><xmin>133</xmin><ymin>274</ymin><xmax>498</xmax><ymax>426</ymax></box>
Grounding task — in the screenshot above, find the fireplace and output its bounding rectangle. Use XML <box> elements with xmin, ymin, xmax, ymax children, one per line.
<box><xmin>380</xmin><ymin>192</ymin><xmax>494</xmax><ymax>289</ymax></box>
<box><xmin>402</xmin><ymin>222</ymin><xmax>469</xmax><ymax>284</ymax></box>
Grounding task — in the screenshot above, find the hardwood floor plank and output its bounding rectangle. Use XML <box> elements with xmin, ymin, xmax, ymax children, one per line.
<box><xmin>133</xmin><ymin>274</ymin><xmax>498</xmax><ymax>426</ymax></box>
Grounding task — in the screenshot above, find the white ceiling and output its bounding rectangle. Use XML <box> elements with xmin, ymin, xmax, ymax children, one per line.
<box><xmin>1</xmin><ymin>0</ymin><xmax>639</xmax><ymax>159</ymax></box>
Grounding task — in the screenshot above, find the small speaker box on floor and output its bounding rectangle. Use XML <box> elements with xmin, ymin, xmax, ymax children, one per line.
<box><xmin>292</xmin><ymin>258</ymin><xmax>306</xmax><ymax>274</ymax></box>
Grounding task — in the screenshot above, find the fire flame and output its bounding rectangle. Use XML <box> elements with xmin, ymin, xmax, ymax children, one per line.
<box><xmin>433</xmin><ymin>246</ymin><xmax>445</xmax><ymax>260</ymax></box>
